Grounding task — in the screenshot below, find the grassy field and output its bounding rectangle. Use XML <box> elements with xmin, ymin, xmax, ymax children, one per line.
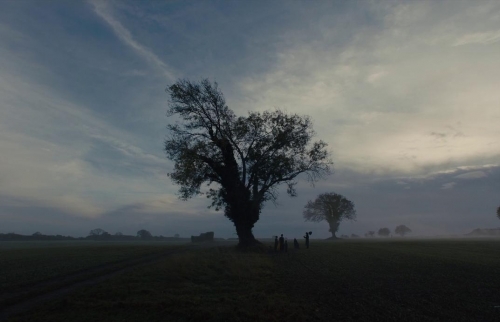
<box><xmin>0</xmin><ymin>241</ymin><xmax>189</xmax><ymax>293</ymax></box>
<box><xmin>3</xmin><ymin>239</ymin><xmax>500</xmax><ymax>321</ymax></box>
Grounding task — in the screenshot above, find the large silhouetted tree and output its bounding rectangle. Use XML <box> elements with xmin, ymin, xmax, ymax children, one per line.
<box><xmin>164</xmin><ymin>79</ymin><xmax>332</xmax><ymax>248</ymax></box>
<box><xmin>303</xmin><ymin>192</ymin><xmax>356</xmax><ymax>239</ymax></box>
<box><xmin>395</xmin><ymin>225</ymin><xmax>412</xmax><ymax>237</ymax></box>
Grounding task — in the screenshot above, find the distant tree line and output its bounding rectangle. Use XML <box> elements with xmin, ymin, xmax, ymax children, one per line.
<box><xmin>361</xmin><ymin>225</ymin><xmax>412</xmax><ymax>238</ymax></box>
<box><xmin>87</xmin><ymin>228</ymin><xmax>184</xmax><ymax>241</ymax></box>
<box><xmin>0</xmin><ymin>230</ymin><xmax>186</xmax><ymax>242</ymax></box>
<box><xmin>0</xmin><ymin>232</ymin><xmax>76</xmax><ymax>241</ymax></box>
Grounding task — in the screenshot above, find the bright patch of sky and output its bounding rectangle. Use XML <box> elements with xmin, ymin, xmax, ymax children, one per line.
<box><xmin>0</xmin><ymin>0</ymin><xmax>499</xmax><ymax>238</ymax></box>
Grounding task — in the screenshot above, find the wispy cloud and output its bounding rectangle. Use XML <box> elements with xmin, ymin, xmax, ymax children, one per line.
<box><xmin>0</xmin><ymin>53</ymin><xmax>171</xmax><ymax>218</ymax></box>
<box><xmin>454</xmin><ymin>171</ymin><xmax>487</xmax><ymax>180</ymax></box>
<box><xmin>453</xmin><ymin>30</ymin><xmax>500</xmax><ymax>46</ymax></box>
<box><xmin>90</xmin><ymin>0</ymin><xmax>176</xmax><ymax>81</ymax></box>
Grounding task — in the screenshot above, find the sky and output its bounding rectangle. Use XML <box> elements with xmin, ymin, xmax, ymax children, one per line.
<box><xmin>0</xmin><ymin>0</ymin><xmax>499</xmax><ymax>239</ymax></box>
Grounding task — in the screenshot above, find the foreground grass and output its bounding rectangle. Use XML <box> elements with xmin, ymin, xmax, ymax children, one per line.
<box><xmin>0</xmin><ymin>241</ymin><xmax>185</xmax><ymax>292</ymax></box>
<box><xmin>7</xmin><ymin>239</ymin><xmax>500</xmax><ymax>321</ymax></box>
<box><xmin>9</xmin><ymin>246</ymin><xmax>298</xmax><ymax>322</ymax></box>
<box><xmin>275</xmin><ymin>239</ymin><xmax>500</xmax><ymax>321</ymax></box>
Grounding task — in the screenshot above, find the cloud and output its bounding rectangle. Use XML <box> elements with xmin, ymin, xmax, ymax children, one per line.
<box><xmin>441</xmin><ymin>182</ymin><xmax>457</xmax><ymax>190</ymax></box>
<box><xmin>90</xmin><ymin>0</ymin><xmax>176</xmax><ymax>81</ymax></box>
<box><xmin>235</xmin><ymin>1</ymin><xmax>500</xmax><ymax>176</ymax></box>
<box><xmin>453</xmin><ymin>30</ymin><xmax>500</xmax><ymax>46</ymax></box>
<box><xmin>0</xmin><ymin>50</ymin><xmax>172</xmax><ymax>218</ymax></box>
<box><xmin>366</xmin><ymin>70</ymin><xmax>388</xmax><ymax>84</ymax></box>
<box><xmin>454</xmin><ymin>171</ymin><xmax>487</xmax><ymax>180</ymax></box>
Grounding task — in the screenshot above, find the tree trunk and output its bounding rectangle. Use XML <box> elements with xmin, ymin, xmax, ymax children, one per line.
<box><xmin>234</xmin><ymin>221</ymin><xmax>260</xmax><ymax>248</ymax></box>
<box><xmin>219</xmin><ymin>168</ymin><xmax>261</xmax><ymax>249</ymax></box>
<box><xmin>227</xmin><ymin>200</ymin><xmax>261</xmax><ymax>249</ymax></box>
<box><xmin>328</xmin><ymin>220</ymin><xmax>340</xmax><ymax>239</ymax></box>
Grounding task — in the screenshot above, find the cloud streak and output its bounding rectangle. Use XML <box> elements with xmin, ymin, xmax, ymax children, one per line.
<box><xmin>90</xmin><ymin>0</ymin><xmax>176</xmax><ymax>81</ymax></box>
<box><xmin>453</xmin><ymin>30</ymin><xmax>500</xmax><ymax>46</ymax></box>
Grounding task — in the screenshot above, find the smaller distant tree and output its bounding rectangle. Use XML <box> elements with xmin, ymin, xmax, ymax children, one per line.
<box><xmin>89</xmin><ymin>228</ymin><xmax>107</xmax><ymax>236</ymax></box>
<box><xmin>137</xmin><ymin>229</ymin><xmax>153</xmax><ymax>240</ymax></box>
<box><xmin>395</xmin><ymin>225</ymin><xmax>412</xmax><ymax>237</ymax></box>
<box><xmin>32</xmin><ymin>232</ymin><xmax>43</xmax><ymax>236</ymax></box>
<box><xmin>303</xmin><ymin>192</ymin><xmax>356</xmax><ymax>239</ymax></box>
<box><xmin>115</xmin><ymin>232</ymin><xmax>123</xmax><ymax>236</ymax></box>
<box><xmin>364</xmin><ymin>231</ymin><xmax>375</xmax><ymax>238</ymax></box>
<box><xmin>378</xmin><ymin>228</ymin><xmax>390</xmax><ymax>237</ymax></box>
<box><xmin>351</xmin><ymin>234</ymin><xmax>359</xmax><ymax>238</ymax></box>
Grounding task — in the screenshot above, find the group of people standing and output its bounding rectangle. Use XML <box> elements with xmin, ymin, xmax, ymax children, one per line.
<box><xmin>274</xmin><ymin>231</ymin><xmax>310</xmax><ymax>252</ymax></box>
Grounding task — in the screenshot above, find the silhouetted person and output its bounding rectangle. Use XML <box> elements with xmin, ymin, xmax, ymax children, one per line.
<box><xmin>279</xmin><ymin>234</ymin><xmax>284</xmax><ymax>251</ymax></box>
<box><xmin>293</xmin><ymin>238</ymin><xmax>300</xmax><ymax>249</ymax></box>
<box><xmin>304</xmin><ymin>232</ymin><xmax>309</xmax><ymax>249</ymax></box>
<box><xmin>274</xmin><ymin>236</ymin><xmax>278</xmax><ymax>251</ymax></box>
<box><xmin>284</xmin><ymin>239</ymin><xmax>288</xmax><ymax>252</ymax></box>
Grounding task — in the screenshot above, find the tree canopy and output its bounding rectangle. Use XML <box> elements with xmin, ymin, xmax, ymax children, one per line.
<box><xmin>395</xmin><ymin>225</ymin><xmax>412</xmax><ymax>237</ymax></box>
<box><xmin>137</xmin><ymin>229</ymin><xmax>153</xmax><ymax>240</ymax></box>
<box><xmin>303</xmin><ymin>192</ymin><xmax>356</xmax><ymax>239</ymax></box>
<box><xmin>164</xmin><ymin>79</ymin><xmax>332</xmax><ymax>247</ymax></box>
<box><xmin>89</xmin><ymin>228</ymin><xmax>106</xmax><ymax>236</ymax></box>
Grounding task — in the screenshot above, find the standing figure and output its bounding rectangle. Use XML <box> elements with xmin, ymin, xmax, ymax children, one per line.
<box><xmin>284</xmin><ymin>239</ymin><xmax>288</xmax><ymax>252</ymax></box>
<box><xmin>279</xmin><ymin>234</ymin><xmax>285</xmax><ymax>251</ymax></box>
<box><xmin>293</xmin><ymin>238</ymin><xmax>300</xmax><ymax>249</ymax></box>
<box><xmin>303</xmin><ymin>232</ymin><xmax>310</xmax><ymax>249</ymax></box>
<box><xmin>274</xmin><ymin>236</ymin><xmax>278</xmax><ymax>252</ymax></box>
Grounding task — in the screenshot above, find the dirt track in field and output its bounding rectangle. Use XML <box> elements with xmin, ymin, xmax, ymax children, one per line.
<box><xmin>0</xmin><ymin>242</ymin><xmax>232</xmax><ymax>322</ymax></box>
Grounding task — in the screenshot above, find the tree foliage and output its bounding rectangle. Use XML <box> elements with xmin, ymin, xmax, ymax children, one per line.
<box><xmin>365</xmin><ymin>231</ymin><xmax>375</xmax><ymax>238</ymax></box>
<box><xmin>137</xmin><ymin>229</ymin><xmax>153</xmax><ymax>240</ymax></box>
<box><xmin>395</xmin><ymin>225</ymin><xmax>412</xmax><ymax>237</ymax></box>
<box><xmin>89</xmin><ymin>228</ymin><xmax>106</xmax><ymax>236</ymax></box>
<box><xmin>164</xmin><ymin>79</ymin><xmax>332</xmax><ymax>247</ymax></box>
<box><xmin>378</xmin><ymin>227</ymin><xmax>390</xmax><ymax>237</ymax></box>
<box><xmin>303</xmin><ymin>192</ymin><xmax>356</xmax><ymax>238</ymax></box>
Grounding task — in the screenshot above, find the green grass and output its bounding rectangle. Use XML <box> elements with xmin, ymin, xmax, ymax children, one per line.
<box><xmin>6</xmin><ymin>239</ymin><xmax>500</xmax><ymax>321</ymax></box>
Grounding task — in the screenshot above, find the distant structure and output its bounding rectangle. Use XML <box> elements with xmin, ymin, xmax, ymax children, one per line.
<box><xmin>191</xmin><ymin>231</ymin><xmax>215</xmax><ymax>242</ymax></box>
